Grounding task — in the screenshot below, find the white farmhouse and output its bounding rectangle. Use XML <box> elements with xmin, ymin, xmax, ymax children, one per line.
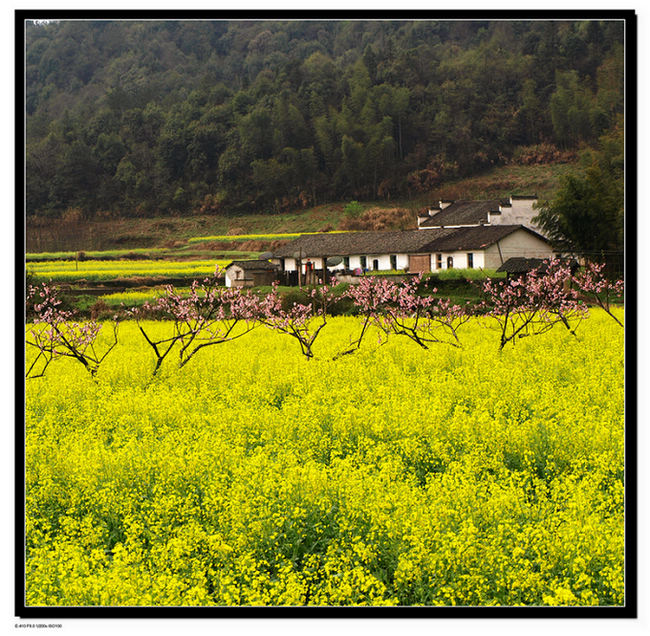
<box><xmin>270</xmin><ymin>225</ymin><xmax>553</xmax><ymax>276</ymax></box>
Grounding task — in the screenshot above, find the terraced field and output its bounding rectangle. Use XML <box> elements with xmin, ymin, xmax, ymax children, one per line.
<box><xmin>28</xmin><ymin>259</ymin><xmax>226</xmax><ymax>283</ymax></box>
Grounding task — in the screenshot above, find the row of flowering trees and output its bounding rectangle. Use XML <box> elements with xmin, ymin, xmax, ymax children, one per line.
<box><xmin>26</xmin><ymin>260</ymin><xmax>624</xmax><ymax>379</ymax></box>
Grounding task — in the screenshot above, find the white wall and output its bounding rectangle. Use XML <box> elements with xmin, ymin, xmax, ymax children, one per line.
<box><xmin>225</xmin><ymin>265</ymin><xmax>244</xmax><ymax>287</ymax></box>
<box><xmin>303</xmin><ymin>256</ymin><xmax>324</xmax><ymax>271</ymax></box>
<box><xmin>280</xmin><ymin>251</ymin><xmax>490</xmax><ymax>273</ymax></box>
<box><xmin>277</xmin><ymin>253</ymin><xmax>411</xmax><ymax>272</ymax></box>
<box><xmin>276</xmin><ymin>257</ymin><xmax>297</xmax><ymax>272</ymax></box>
<box><xmin>483</xmin><ymin>230</ymin><xmax>554</xmax><ymax>269</ymax></box>
<box><xmin>492</xmin><ymin>198</ymin><xmax>541</xmax><ymax>232</ymax></box>
<box><xmin>430</xmin><ymin>251</ymin><xmax>486</xmax><ymax>270</ymax></box>
<box><xmin>396</xmin><ymin>254</ymin><xmax>409</xmax><ymax>270</ymax></box>
<box><xmin>277</xmin><ymin>243</ymin><xmax>562</xmax><ymax>274</ymax></box>
<box><xmin>277</xmin><ymin>256</ymin><xmax>328</xmax><ymax>273</ymax></box>
<box><xmin>347</xmin><ymin>253</ymin><xmax>409</xmax><ymax>271</ymax></box>
<box><xmin>372</xmin><ymin>254</ymin><xmax>393</xmax><ymax>271</ymax></box>
<box><xmin>273</xmin><ymin>256</ymin><xmax>340</xmax><ymax>273</ymax></box>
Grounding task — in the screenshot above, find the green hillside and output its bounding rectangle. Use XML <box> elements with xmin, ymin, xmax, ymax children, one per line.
<box><xmin>26</xmin><ymin>19</ymin><xmax>623</xmax><ymax>222</ymax></box>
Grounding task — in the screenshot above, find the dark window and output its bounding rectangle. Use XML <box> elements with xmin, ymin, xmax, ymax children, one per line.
<box><xmin>390</xmin><ymin>254</ymin><xmax>397</xmax><ymax>270</ymax></box>
<box><xmin>343</xmin><ymin>256</ymin><xmax>350</xmax><ymax>269</ymax></box>
<box><xmin>372</xmin><ymin>259</ymin><xmax>380</xmax><ymax>270</ymax></box>
<box><xmin>360</xmin><ymin>256</ymin><xmax>367</xmax><ymax>269</ymax></box>
<box><xmin>447</xmin><ymin>256</ymin><xmax>454</xmax><ymax>269</ymax></box>
<box><xmin>436</xmin><ymin>254</ymin><xmax>442</xmax><ymax>269</ymax></box>
<box><xmin>467</xmin><ymin>253</ymin><xmax>474</xmax><ymax>268</ymax></box>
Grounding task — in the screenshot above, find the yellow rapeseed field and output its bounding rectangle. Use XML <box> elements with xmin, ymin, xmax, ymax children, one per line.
<box><xmin>30</xmin><ymin>259</ymin><xmax>226</xmax><ymax>283</ymax></box>
<box><xmin>24</xmin><ymin>310</ymin><xmax>625</xmax><ymax>606</ymax></box>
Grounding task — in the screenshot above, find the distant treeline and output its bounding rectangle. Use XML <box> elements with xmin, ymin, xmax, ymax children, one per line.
<box><xmin>25</xmin><ymin>19</ymin><xmax>624</xmax><ymax>218</ymax></box>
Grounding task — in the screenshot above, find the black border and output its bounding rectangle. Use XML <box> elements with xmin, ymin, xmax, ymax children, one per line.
<box><xmin>16</xmin><ymin>8</ymin><xmax>638</xmax><ymax>621</ymax></box>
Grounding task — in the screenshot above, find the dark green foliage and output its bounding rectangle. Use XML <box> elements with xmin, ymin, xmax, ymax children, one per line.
<box><xmin>533</xmin><ymin>123</ymin><xmax>623</xmax><ymax>271</ymax></box>
<box><xmin>25</xmin><ymin>19</ymin><xmax>624</xmax><ymax>219</ymax></box>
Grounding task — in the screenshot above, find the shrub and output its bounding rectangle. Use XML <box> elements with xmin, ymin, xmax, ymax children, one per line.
<box><xmin>343</xmin><ymin>201</ymin><xmax>364</xmax><ymax>218</ymax></box>
<box><xmin>90</xmin><ymin>298</ymin><xmax>111</xmax><ymax>321</ymax></box>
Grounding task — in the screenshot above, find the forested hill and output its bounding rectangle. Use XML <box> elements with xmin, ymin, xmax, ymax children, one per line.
<box><xmin>25</xmin><ymin>19</ymin><xmax>624</xmax><ymax>219</ymax></box>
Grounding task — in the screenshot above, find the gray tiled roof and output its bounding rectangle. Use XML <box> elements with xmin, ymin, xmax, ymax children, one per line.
<box><xmin>226</xmin><ymin>259</ymin><xmax>279</xmax><ymax>271</ymax></box>
<box><xmin>419</xmin><ymin>199</ymin><xmax>508</xmax><ymax>228</ymax></box>
<box><xmin>422</xmin><ymin>225</ymin><xmax>544</xmax><ymax>251</ymax></box>
<box><xmin>272</xmin><ymin>226</ymin><xmax>549</xmax><ymax>258</ymax></box>
<box><xmin>496</xmin><ymin>257</ymin><xmax>546</xmax><ymax>274</ymax></box>
<box><xmin>497</xmin><ymin>256</ymin><xmax>578</xmax><ymax>274</ymax></box>
<box><xmin>272</xmin><ymin>230</ymin><xmax>457</xmax><ymax>257</ymax></box>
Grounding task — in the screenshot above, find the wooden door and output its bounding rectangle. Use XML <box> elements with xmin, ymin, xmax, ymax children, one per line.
<box><xmin>409</xmin><ymin>254</ymin><xmax>431</xmax><ymax>273</ymax></box>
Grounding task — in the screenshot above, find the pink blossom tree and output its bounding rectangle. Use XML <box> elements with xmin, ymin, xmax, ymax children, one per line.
<box><xmin>572</xmin><ymin>260</ymin><xmax>624</xmax><ymax>327</ymax></box>
<box><xmin>383</xmin><ymin>275</ymin><xmax>472</xmax><ymax>349</ymax></box>
<box><xmin>259</xmin><ymin>281</ymin><xmax>336</xmax><ymax>359</ymax></box>
<box><xmin>338</xmin><ymin>276</ymin><xmax>396</xmax><ymax>356</ymax></box>
<box><xmin>481</xmin><ymin>259</ymin><xmax>587</xmax><ymax>350</ymax></box>
<box><xmin>340</xmin><ymin>275</ymin><xmax>472</xmax><ymax>357</ymax></box>
<box><xmin>132</xmin><ymin>276</ymin><xmax>260</xmax><ymax>375</ymax></box>
<box><xmin>26</xmin><ymin>283</ymin><xmax>119</xmax><ymax>378</ymax></box>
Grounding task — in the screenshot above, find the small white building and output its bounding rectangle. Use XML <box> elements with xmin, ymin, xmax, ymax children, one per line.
<box><xmin>224</xmin><ymin>260</ymin><xmax>280</xmax><ymax>287</ymax></box>
<box><xmin>270</xmin><ymin>225</ymin><xmax>553</xmax><ymax>276</ymax></box>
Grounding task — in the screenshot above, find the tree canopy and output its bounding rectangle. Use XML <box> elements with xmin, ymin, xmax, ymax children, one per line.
<box><xmin>533</xmin><ymin>122</ymin><xmax>624</xmax><ymax>270</ymax></box>
<box><xmin>25</xmin><ymin>19</ymin><xmax>625</xmax><ymax>219</ymax></box>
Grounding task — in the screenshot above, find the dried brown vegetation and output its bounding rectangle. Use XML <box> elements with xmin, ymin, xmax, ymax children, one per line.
<box><xmin>512</xmin><ymin>143</ymin><xmax>579</xmax><ymax>165</ymax></box>
<box><xmin>339</xmin><ymin>207</ymin><xmax>416</xmax><ymax>232</ymax></box>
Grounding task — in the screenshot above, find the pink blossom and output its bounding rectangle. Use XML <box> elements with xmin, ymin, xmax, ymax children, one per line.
<box><xmin>134</xmin><ymin>276</ymin><xmax>261</xmax><ymax>374</ymax></box>
<box><xmin>26</xmin><ymin>283</ymin><xmax>118</xmax><ymax>378</ymax></box>
<box><xmin>572</xmin><ymin>261</ymin><xmax>624</xmax><ymax>327</ymax></box>
<box><xmin>258</xmin><ymin>281</ymin><xmax>336</xmax><ymax>358</ymax></box>
<box><xmin>342</xmin><ymin>275</ymin><xmax>472</xmax><ymax>353</ymax></box>
<box><xmin>481</xmin><ymin>258</ymin><xmax>588</xmax><ymax>349</ymax></box>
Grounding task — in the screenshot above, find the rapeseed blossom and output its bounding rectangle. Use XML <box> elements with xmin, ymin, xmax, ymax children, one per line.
<box><xmin>25</xmin><ymin>311</ymin><xmax>624</xmax><ymax>606</ymax></box>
